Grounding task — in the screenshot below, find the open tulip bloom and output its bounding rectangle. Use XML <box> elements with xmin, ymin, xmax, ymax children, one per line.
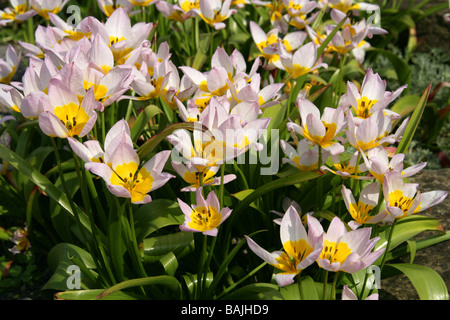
<box><xmin>321</xmin><ymin>151</ymin><xmax>370</xmax><ymax>179</ymax></box>
<box><xmin>342</xmin><ymin>182</ymin><xmax>387</xmax><ymax>229</ymax></box>
<box><xmin>193</xmin><ymin>0</ymin><xmax>236</xmax><ymax>30</ymax></box>
<box><xmin>38</xmin><ymin>79</ymin><xmax>97</xmax><ymax>138</ymax></box>
<box><xmin>316</xmin><ymin>217</ymin><xmax>385</xmax><ymax>273</ymax></box>
<box><xmin>382</xmin><ymin>172</ymin><xmax>448</xmax><ymax>222</ymax></box>
<box><xmin>0</xmin><ymin>0</ymin><xmax>36</xmax><ymax>26</ymax></box>
<box><xmin>279</xmin><ymin>41</ymin><xmax>328</xmax><ymax>79</ymax></box>
<box><xmin>345</xmin><ymin>109</ymin><xmax>394</xmax><ymax>152</ymax></box>
<box><xmin>178</xmin><ymin>188</ymin><xmax>232</xmax><ymax>236</ymax></box>
<box><xmin>84</xmin><ymin>120</ymin><xmax>175</xmax><ymax>204</ymax></box>
<box><xmin>246</xmin><ymin>206</ymin><xmax>323</xmax><ymax>287</ymax></box>
<box><xmin>361</xmin><ymin>146</ymin><xmax>427</xmax><ymax>184</ymax></box>
<box><xmin>345</xmin><ymin>68</ymin><xmax>407</xmax><ymax>124</ymax></box>
<box><xmin>1</xmin><ymin>0</ymin><xmax>449</xmax><ymax>303</ymax></box>
<box><xmin>280</xmin><ymin>139</ymin><xmax>322</xmax><ymax>172</ymax></box>
<box><xmin>288</xmin><ymin>97</ymin><xmax>346</xmax><ymax>156</ymax></box>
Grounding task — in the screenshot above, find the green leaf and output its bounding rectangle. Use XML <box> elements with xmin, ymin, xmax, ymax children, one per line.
<box><xmin>142</xmin><ymin>231</ymin><xmax>194</xmax><ymax>264</ymax></box>
<box><xmin>395</xmin><ymin>84</ymin><xmax>431</xmax><ymax>155</ymax></box>
<box><xmin>387</xmin><ymin>231</ymin><xmax>450</xmax><ymax>262</ymax></box>
<box><xmin>130</xmin><ymin>104</ymin><xmax>164</xmax><ymax>143</ymax></box>
<box><xmin>108</xmin><ymin>198</ymin><xmax>126</xmax><ymax>283</ymax></box>
<box><xmin>0</xmin><ymin>144</ymin><xmax>93</xmax><ymax>236</ymax></box>
<box><xmin>345</xmin><ymin>268</ymin><xmax>379</xmax><ymax>300</ymax></box>
<box><xmin>367</xmin><ymin>47</ymin><xmax>411</xmax><ymax>89</ymax></box>
<box><xmin>96</xmin><ymin>275</ymin><xmax>182</xmax><ymax>300</ymax></box>
<box><xmin>159</xmin><ymin>252</ymin><xmax>179</xmax><ymax>276</ymax></box>
<box><xmin>55</xmin><ymin>289</ymin><xmax>142</xmax><ymax>300</ymax></box>
<box><xmin>42</xmin><ymin>243</ymin><xmax>98</xmax><ymax>291</ymax></box>
<box><xmin>279</xmin><ymin>276</ymin><xmax>321</xmax><ymax>300</ymax></box>
<box><xmin>374</xmin><ymin>215</ymin><xmax>444</xmax><ymax>260</ymax></box>
<box><xmin>228</xmin><ymin>171</ymin><xmax>321</xmax><ymax>227</ymax></box>
<box><xmin>182</xmin><ymin>272</ymin><xmax>213</xmax><ymax>299</ymax></box>
<box><xmin>205</xmin><ymin>230</ymin><xmax>266</xmax><ymax>299</ymax></box>
<box><xmin>390</xmin><ymin>94</ymin><xmax>420</xmax><ymax>124</ymax></box>
<box><xmin>231</xmin><ymin>189</ymin><xmax>257</xmax><ymax>210</ymax></box>
<box><xmin>386</xmin><ymin>263</ymin><xmax>449</xmax><ymax>300</ymax></box>
<box><xmin>223</xmin><ymin>283</ymin><xmax>284</xmax><ymax>300</ymax></box>
<box><xmin>316</xmin><ymin>12</ymin><xmax>350</xmax><ymax>59</ymax></box>
<box><xmin>137</xmin><ymin>122</ymin><xmax>204</xmax><ymax>160</ymax></box>
<box><xmin>261</xmin><ymin>101</ymin><xmax>287</xmax><ymax>137</ymax></box>
<box><xmin>299</xmin><ymin>276</ymin><xmax>321</xmax><ymax>300</ymax></box>
<box><xmin>406</xmin><ymin>240</ymin><xmax>417</xmax><ymax>264</ymax></box>
<box><xmin>133</xmin><ymin>199</ymin><xmax>185</xmax><ymax>242</ymax></box>
<box><xmin>50</xmin><ymin>171</ymin><xmax>79</xmax><ymax>243</ymax></box>
<box><xmin>0</xmin><ymin>227</ymin><xmax>11</xmax><ymax>241</ymax></box>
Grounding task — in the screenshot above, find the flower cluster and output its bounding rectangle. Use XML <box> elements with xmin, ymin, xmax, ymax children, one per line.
<box><xmin>0</xmin><ymin>0</ymin><xmax>448</xmax><ymax>301</ymax></box>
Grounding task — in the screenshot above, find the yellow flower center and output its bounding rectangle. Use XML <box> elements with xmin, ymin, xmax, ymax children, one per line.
<box><xmin>110</xmin><ymin>162</ymin><xmax>154</xmax><ymax>203</ymax></box>
<box><xmin>274</xmin><ymin>239</ymin><xmax>313</xmax><ymax>274</ymax></box>
<box><xmin>329</xmin><ymin>2</ymin><xmax>360</xmax><ymax>13</ymax></box>
<box><xmin>188</xmin><ymin>205</ymin><xmax>222</xmax><ymax>232</ymax></box>
<box><xmin>292</xmin><ymin>155</ymin><xmax>318</xmax><ymax>172</ymax></box>
<box><xmin>388</xmin><ymin>190</ymin><xmax>417</xmax><ymax>218</ymax></box>
<box><xmin>183</xmin><ymin>169</ymin><xmax>216</xmax><ymax>187</ymax></box>
<box><xmin>180</xmin><ymin>0</ymin><xmax>199</xmax><ymax>12</ymax></box>
<box><xmin>256</xmin><ymin>34</ymin><xmax>280</xmax><ymax>62</ymax></box>
<box><xmin>35</xmin><ymin>7</ymin><xmax>60</xmax><ymax>20</ymax></box>
<box><xmin>302</xmin><ymin>121</ymin><xmax>337</xmax><ymax>148</ymax></box>
<box><xmin>194</xmin><ymin>138</ymin><xmax>227</xmax><ymax>167</ymax></box>
<box><xmin>349</xmin><ymin>202</ymin><xmax>375</xmax><ymax>225</ymax></box>
<box><xmin>287</xmin><ymin>64</ymin><xmax>311</xmax><ymax>79</ymax></box>
<box><xmin>355</xmin><ymin>96</ymin><xmax>378</xmax><ymax>119</ymax></box>
<box><xmin>53</xmin><ymin>102</ymin><xmax>90</xmax><ymax>137</ymax></box>
<box><xmin>320</xmin><ymin>240</ymin><xmax>352</xmax><ymax>265</ymax></box>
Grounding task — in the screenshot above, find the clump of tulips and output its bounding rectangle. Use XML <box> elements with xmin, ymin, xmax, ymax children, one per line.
<box><xmin>0</xmin><ymin>0</ymin><xmax>448</xmax><ymax>301</ymax></box>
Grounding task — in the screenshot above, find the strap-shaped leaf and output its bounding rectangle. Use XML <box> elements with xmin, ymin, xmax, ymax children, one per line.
<box><xmin>228</xmin><ymin>171</ymin><xmax>321</xmax><ymax>227</ymax></box>
<box><xmin>42</xmin><ymin>243</ymin><xmax>98</xmax><ymax>291</ymax></box>
<box><xmin>130</xmin><ymin>104</ymin><xmax>165</xmax><ymax>143</ymax></box>
<box><xmin>223</xmin><ymin>283</ymin><xmax>283</xmax><ymax>300</ymax></box>
<box><xmin>386</xmin><ymin>263</ymin><xmax>449</xmax><ymax>300</ymax></box>
<box><xmin>133</xmin><ymin>199</ymin><xmax>185</xmax><ymax>242</ymax></box>
<box><xmin>279</xmin><ymin>276</ymin><xmax>321</xmax><ymax>300</ymax></box>
<box><xmin>96</xmin><ymin>275</ymin><xmax>182</xmax><ymax>300</ymax></box>
<box><xmin>396</xmin><ymin>84</ymin><xmax>431</xmax><ymax>155</ymax></box>
<box><xmin>56</xmin><ymin>289</ymin><xmax>142</xmax><ymax>300</ymax></box>
<box><xmin>137</xmin><ymin>122</ymin><xmax>206</xmax><ymax>160</ymax></box>
<box><xmin>374</xmin><ymin>215</ymin><xmax>444</xmax><ymax>257</ymax></box>
<box><xmin>142</xmin><ymin>231</ymin><xmax>194</xmax><ymax>264</ymax></box>
<box><xmin>0</xmin><ymin>144</ymin><xmax>93</xmax><ymax>236</ymax></box>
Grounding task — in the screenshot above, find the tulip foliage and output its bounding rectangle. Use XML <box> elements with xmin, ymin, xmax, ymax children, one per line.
<box><xmin>0</xmin><ymin>0</ymin><xmax>448</xmax><ymax>301</ymax></box>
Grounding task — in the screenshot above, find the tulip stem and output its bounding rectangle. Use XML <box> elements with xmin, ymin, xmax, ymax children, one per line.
<box><xmin>352</xmin><ymin>152</ymin><xmax>362</xmax><ymax>195</ymax></box>
<box><xmin>216</xmin><ymin>262</ymin><xmax>267</xmax><ymax>300</ymax></box>
<box><xmin>197</xmin><ymin>234</ymin><xmax>208</xmax><ymax>299</ymax></box>
<box><xmin>296</xmin><ymin>274</ymin><xmax>303</xmax><ymax>299</ymax></box>
<box><xmin>335</xmin><ymin>54</ymin><xmax>346</xmax><ymax>109</ymax></box>
<box><xmin>202</xmin><ymin>164</ymin><xmax>225</xmax><ymax>298</ymax></box>
<box><xmin>379</xmin><ymin>220</ymin><xmax>397</xmax><ymax>274</ymax></box>
<box><xmin>323</xmin><ymin>270</ymin><xmax>329</xmax><ymax>300</ymax></box>
<box><xmin>331</xmin><ymin>271</ymin><xmax>340</xmax><ymax>300</ymax></box>
<box><xmin>50</xmin><ymin>138</ymin><xmax>88</xmax><ymax>245</ymax></box>
<box><xmin>71</xmin><ymin>150</ymin><xmax>102</xmax><ymax>271</ymax></box>
<box><xmin>317</xmin><ymin>146</ymin><xmax>323</xmax><ymax>211</ymax></box>
<box><xmin>126</xmin><ymin>201</ymin><xmax>148</xmax><ymax>279</ymax></box>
